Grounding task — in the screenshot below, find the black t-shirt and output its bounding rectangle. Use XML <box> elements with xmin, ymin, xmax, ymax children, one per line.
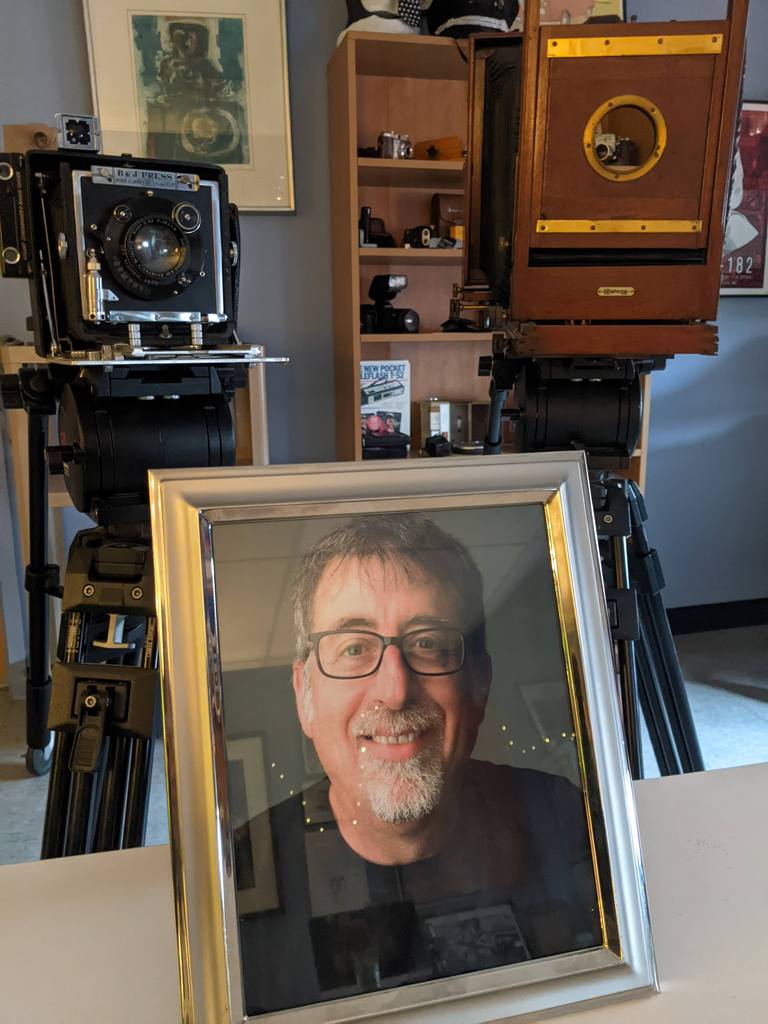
<box><xmin>233</xmin><ymin>761</ymin><xmax>602</xmax><ymax>1016</ymax></box>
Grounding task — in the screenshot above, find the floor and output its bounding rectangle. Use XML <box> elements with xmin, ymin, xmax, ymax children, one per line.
<box><xmin>1</xmin><ymin>624</ymin><xmax>766</xmax><ymax>866</ymax></box>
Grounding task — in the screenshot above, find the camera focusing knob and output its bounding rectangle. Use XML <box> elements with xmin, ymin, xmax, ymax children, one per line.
<box><xmin>47</xmin><ymin>445</ymin><xmax>82</xmax><ymax>475</ymax></box>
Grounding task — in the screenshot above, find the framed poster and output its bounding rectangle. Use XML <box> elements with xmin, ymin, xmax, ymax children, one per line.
<box><xmin>721</xmin><ymin>102</ymin><xmax>768</xmax><ymax>295</ymax></box>
<box><xmin>151</xmin><ymin>453</ymin><xmax>656</xmax><ymax>1024</ymax></box>
<box><xmin>83</xmin><ymin>0</ymin><xmax>294</xmax><ymax>212</ymax></box>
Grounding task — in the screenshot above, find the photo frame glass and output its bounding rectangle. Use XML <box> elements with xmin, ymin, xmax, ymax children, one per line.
<box><xmin>212</xmin><ymin>501</ymin><xmax>611</xmax><ymax>1017</ymax></box>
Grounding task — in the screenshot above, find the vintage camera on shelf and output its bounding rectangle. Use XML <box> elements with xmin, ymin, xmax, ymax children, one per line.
<box><xmin>402</xmin><ymin>225</ymin><xmax>434</xmax><ymax>249</ymax></box>
<box><xmin>593</xmin><ymin>132</ymin><xmax>638</xmax><ymax>167</ymax></box>
<box><xmin>403</xmin><ymin>224</ymin><xmax>460</xmax><ymax>249</ymax></box>
<box><xmin>0</xmin><ymin>118</ymin><xmax>244</xmax><ymax>363</ymax></box>
<box><xmin>377</xmin><ymin>132</ymin><xmax>413</xmax><ymax>160</ymax></box>
<box><xmin>359</xmin><ymin>206</ymin><xmax>396</xmax><ymax>248</ymax></box>
<box><xmin>360</xmin><ymin>275</ymin><xmax>420</xmax><ymax>335</ymax></box>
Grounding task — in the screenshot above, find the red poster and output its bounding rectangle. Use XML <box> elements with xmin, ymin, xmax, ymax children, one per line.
<box><xmin>721</xmin><ymin>102</ymin><xmax>768</xmax><ymax>295</ymax></box>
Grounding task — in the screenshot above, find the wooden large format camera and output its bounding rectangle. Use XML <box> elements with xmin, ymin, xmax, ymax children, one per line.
<box><xmin>463</xmin><ymin>0</ymin><xmax>748</xmax><ymax>358</ymax></box>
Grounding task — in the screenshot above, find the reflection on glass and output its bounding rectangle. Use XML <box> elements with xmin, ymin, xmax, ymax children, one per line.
<box><xmin>213</xmin><ymin>508</ymin><xmax>602</xmax><ymax>1016</ymax></box>
<box><xmin>591</xmin><ymin>104</ymin><xmax>658</xmax><ymax>175</ymax></box>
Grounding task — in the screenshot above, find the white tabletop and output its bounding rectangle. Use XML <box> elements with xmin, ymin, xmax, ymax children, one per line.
<box><xmin>1</xmin><ymin>762</ymin><xmax>766</xmax><ymax>1024</ymax></box>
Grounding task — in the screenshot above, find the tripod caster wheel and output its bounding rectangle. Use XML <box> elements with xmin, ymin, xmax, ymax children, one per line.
<box><xmin>25</xmin><ymin>745</ymin><xmax>52</xmax><ymax>776</ymax></box>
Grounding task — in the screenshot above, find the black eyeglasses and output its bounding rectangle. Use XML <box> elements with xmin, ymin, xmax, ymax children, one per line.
<box><xmin>308</xmin><ymin>628</ymin><xmax>466</xmax><ymax>680</ymax></box>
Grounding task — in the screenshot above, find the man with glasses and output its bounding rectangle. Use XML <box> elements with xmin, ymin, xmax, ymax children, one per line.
<box><xmin>235</xmin><ymin>513</ymin><xmax>601</xmax><ymax>1015</ymax></box>
<box><xmin>290</xmin><ymin>512</ymin><xmax>493</xmax><ymax>867</ymax></box>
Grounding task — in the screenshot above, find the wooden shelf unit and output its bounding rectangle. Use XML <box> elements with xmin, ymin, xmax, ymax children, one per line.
<box><xmin>328</xmin><ymin>31</ymin><xmax>650</xmax><ymax>479</ymax></box>
<box><xmin>357</xmin><ymin>158</ymin><xmax>464</xmax><ymax>188</ymax></box>
<box><xmin>359</xmin><ymin>247</ymin><xmax>463</xmax><ymax>265</ymax></box>
<box><xmin>329</xmin><ymin>32</ymin><xmax>487</xmax><ymax>460</ymax></box>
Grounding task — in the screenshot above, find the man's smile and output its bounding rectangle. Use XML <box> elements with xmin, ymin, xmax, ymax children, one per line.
<box><xmin>367</xmin><ymin>731</ymin><xmax>422</xmax><ymax>745</ymax></box>
<box><xmin>356</xmin><ymin>724</ymin><xmax>437</xmax><ymax>762</ymax></box>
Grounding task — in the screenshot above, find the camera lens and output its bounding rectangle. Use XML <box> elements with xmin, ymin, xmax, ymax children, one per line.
<box><xmin>401</xmin><ymin>309</ymin><xmax>419</xmax><ymax>333</ymax></box>
<box><xmin>130</xmin><ymin>223</ymin><xmax>184</xmax><ymax>277</ymax></box>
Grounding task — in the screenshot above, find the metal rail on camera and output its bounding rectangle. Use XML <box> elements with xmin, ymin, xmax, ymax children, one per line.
<box><xmin>48</xmin><ymin>343</ymin><xmax>288</xmax><ymax>367</ymax></box>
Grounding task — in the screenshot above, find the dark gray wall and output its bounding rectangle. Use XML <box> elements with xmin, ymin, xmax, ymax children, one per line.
<box><xmin>626</xmin><ymin>0</ymin><xmax>768</xmax><ymax>606</ymax></box>
<box><xmin>1</xmin><ymin>0</ymin><xmax>766</xmax><ymax>606</ymax></box>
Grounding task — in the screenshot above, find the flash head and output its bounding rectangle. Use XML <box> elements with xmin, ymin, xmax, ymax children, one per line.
<box><xmin>369</xmin><ymin>274</ymin><xmax>408</xmax><ymax>304</ymax></box>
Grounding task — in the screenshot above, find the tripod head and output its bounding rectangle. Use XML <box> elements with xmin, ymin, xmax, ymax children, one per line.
<box><xmin>479</xmin><ymin>350</ymin><xmax>664</xmax><ymax>471</ymax></box>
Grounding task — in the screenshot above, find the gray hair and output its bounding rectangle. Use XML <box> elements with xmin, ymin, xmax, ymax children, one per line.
<box><xmin>291</xmin><ymin>513</ymin><xmax>487</xmax><ymax>660</ymax></box>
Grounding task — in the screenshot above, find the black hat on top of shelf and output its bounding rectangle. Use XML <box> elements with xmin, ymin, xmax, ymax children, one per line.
<box><xmin>424</xmin><ymin>0</ymin><xmax>519</xmax><ymax>38</ymax></box>
<box><xmin>339</xmin><ymin>1</ymin><xmax>425</xmax><ymax>45</ymax></box>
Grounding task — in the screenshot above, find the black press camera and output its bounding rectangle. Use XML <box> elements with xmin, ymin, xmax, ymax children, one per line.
<box><xmin>0</xmin><ymin>124</ymin><xmax>239</xmax><ymax>359</ymax></box>
<box><xmin>360</xmin><ymin>274</ymin><xmax>420</xmax><ymax>335</ymax></box>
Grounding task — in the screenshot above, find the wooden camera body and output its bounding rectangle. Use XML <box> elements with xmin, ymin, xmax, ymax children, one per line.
<box><xmin>463</xmin><ymin>0</ymin><xmax>748</xmax><ymax>358</ymax></box>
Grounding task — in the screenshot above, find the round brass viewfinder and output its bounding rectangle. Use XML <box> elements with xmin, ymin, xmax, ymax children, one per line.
<box><xmin>583</xmin><ymin>95</ymin><xmax>667</xmax><ymax>182</ymax></box>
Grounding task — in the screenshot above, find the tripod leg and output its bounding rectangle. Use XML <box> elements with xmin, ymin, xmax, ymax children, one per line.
<box><xmin>93</xmin><ymin>735</ymin><xmax>131</xmax><ymax>852</ymax></box>
<box><xmin>25</xmin><ymin>411</ymin><xmax>52</xmax><ymax>773</ymax></box>
<box><xmin>611</xmin><ymin>536</ymin><xmax>642</xmax><ymax>779</ymax></box>
<box><xmin>40</xmin><ymin>732</ymin><xmax>74</xmax><ymax>859</ymax></box>
<box><xmin>626</xmin><ymin>482</ymin><xmax>705</xmax><ymax>774</ymax></box>
<box><xmin>636</xmin><ymin>619</ymin><xmax>682</xmax><ymax>776</ymax></box>
<box><xmin>640</xmin><ymin>592</ymin><xmax>705</xmax><ymax>773</ymax></box>
<box><xmin>123</xmin><ymin>736</ymin><xmax>154</xmax><ymax>848</ymax></box>
<box><xmin>63</xmin><ymin>771</ymin><xmax>96</xmax><ymax>856</ymax></box>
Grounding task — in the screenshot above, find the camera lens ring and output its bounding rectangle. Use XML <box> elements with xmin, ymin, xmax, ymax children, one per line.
<box><xmin>123</xmin><ymin>215</ymin><xmax>189</xmax><ymax>284</ymax></box>
<box><xmin>172</xmin><ymin>203</ymin><xmax>202</xmax><ymax>234</ymax></box>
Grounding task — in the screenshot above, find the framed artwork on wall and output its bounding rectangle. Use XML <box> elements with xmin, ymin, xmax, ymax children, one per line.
<box><xmin>82</xmin><ymin>0</ymin><xmax>294</xmax><ymax>212</ymax></box>
<box><xmin>721</xmin><ymin>102</ymin><xmax>768</xmax><ymax>296</ymax></box>
<box><xmin>151</xmin><ymin>453</ymin><xmax>656</xmax><ymax>1024</ymax></box>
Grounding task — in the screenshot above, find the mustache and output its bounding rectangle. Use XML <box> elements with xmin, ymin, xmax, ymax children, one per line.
<box><xmin>353</xmin><ymin>702</ymin><xmax>442</xmax><ymax>738</ymax></box>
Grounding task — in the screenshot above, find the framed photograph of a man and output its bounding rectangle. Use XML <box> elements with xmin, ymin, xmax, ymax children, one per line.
<box><xmin>82</xmin><ymin>0</ymin><xmax>294</xmax><ymax>211</ymax></box>
<box><xmin>150</xmin><ymin>454</ymin><xmax>657</xmax><ymax>1024</ymax></box>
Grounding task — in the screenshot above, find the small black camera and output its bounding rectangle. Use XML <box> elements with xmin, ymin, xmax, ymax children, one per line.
<box><xmin>360</xmin><ymin>274</ymin><xmax>420</xmax><ymax>335</ymax></box>
<box><xmin>0</xmin><ymin>146</ymin><xmax>239</xmax><ymax>358</ymax></box>
<box><xmin>402</xmin><ymin>225</ymin><xmax>433</xmax><ymax>249</ymax></box>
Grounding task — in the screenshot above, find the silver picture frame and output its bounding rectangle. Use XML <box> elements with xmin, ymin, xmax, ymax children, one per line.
<box><xmin>150</xmin><ymin>453</ymin><xmax>657</xmax><ymax>1023</ymax></box>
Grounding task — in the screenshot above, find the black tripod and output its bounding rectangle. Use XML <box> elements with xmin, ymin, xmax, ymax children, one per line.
<box><xmin>41</xmin><ymin>526</ymin><xmax>160</xmax><ymax>857</ymax></box>
<box><xmin>3</xmin><ymin>355</ymin><xmax>246</xmax><ymax>857</ymax></box>
<box><xmin>592</xmin><ymin>473</ymin><xmax>704</xmax><ymax>779</ymax></box>
<box><xmin>482</xmin><ymin>353</ymin><xmax>705</xmax><ymax>781</ymax></box>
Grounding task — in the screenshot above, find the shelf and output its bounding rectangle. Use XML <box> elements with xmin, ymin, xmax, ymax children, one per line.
<box><xmin>360</xmin><ymin>332</ymin><xmax>493</xmax><ymax>344</ymax></box>
<box><xmin>351</xmin><ymin>32</ymin><xmax>469</xmax><ymax>80</ymax></box>
<box><xmin>358</xmin><ymin>158</ymin><xmax>464</xmax><ymax>188</ymax></box>
<box><xmin>359</xmin><ymin>247</ymin><xmax>463</xmax><ymax>265</ymax></box>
